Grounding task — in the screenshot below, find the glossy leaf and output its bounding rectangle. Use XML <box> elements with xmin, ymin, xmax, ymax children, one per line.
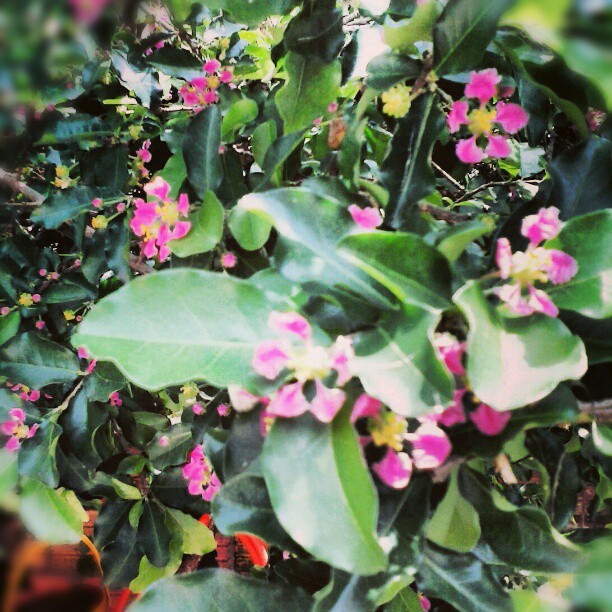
<box><xmin>73</xmin><ymin>270</ymin><xmax>277</xmax><ymax>393</ymax></box>
<box><xmin>31</xmin><ymin>186</ymin><xmax>93</xmax><ymax>229</ymax></box>
<box><xmin>262</xmin><ymin>410</ymin><xmax>387</xmax><ymax>575</ymax></box>
<box><xmin>221</xmin><ymin>98</ymin><xmax>259</xmax><ymax>142</ymax></box>
<box><xmin>19</xmin><ymin>418</ymin><xmax>62</xmax><ymax>487</ymax></box>
<box><xmin>366</xmin><ymin>53</ymin><xmax>422</xmax><ymax>91</ymax></box>
<box><xmin>138</xmin><ymin>501</ymin><xmax>173</xmax><ymax>567</ymax></box>
<box><xmin>0</xmin><ymin>310</ymin><xmax>19</xmax><ymax>346</ymax></box>
<box><xmin>285</xmin><ymin>6</ymin><xmax>345</xmax><ymax>63</ymax></box>
<box><xmin>454</xmin><ymin>281</ymin><xmax>587</xmax><ymax>410</ymax></box>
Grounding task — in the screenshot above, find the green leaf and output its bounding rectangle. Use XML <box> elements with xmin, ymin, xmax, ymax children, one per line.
<box><xmin>221</xmin><ymin>98</ymin><xmax>259</xmax><ymax>142</ymax></box>
<box><xmin>548</xmin><ymin>138</ymin><xmax>612</xmax><ymax>218</ymax></box>
<box><xmin>545</xmin><ymin>210</ymin><xmax>612</xmax><ymax>318</ymax></box>
<box><xmin>381</xmin><ymin>93</ymin><xmax>445</xmax><ymax>229</ymax></box>
<box><xmin>458</xmin><ymin>466</ymin><xmax>584</xmax><ymax>572</ymax></box>
<box><xmin>384</xmin><ymin>1</ymin><xmax>439</xmax><ymax>53</ymax></box>
<box><xmin>130</xmin><ymin>534</ymin><xmax>183</xmax><ymax>594</ymax></box>
<box><xmin>169</xmin><ymin>192</ymin><xmax>224</xmax><ymax>257</ymax></box>
<box><xmin>112</xmin><ymin>478</ymin><xmax>142</xmax><ymax>500</ymax></box>
<box><xmin>338</xmin><ymin>231</ymin><xmax>452</xmax><ymax>309</ymax></box>
<box><xmin>167</xmin><ymin>508</ymin><xmax>216</xmax><ymax>555</ymax></box>
<box><xmin>228</xmin><ymin>205</ymin><xmax>273</xmax><ymax>251</ymax></box>
<box><xmin>260</xmin><ymin>129</ymin><xmax>307</xmax><ymax>188</ymax></box>
<box><xmin>183</xmin><ymin>106</ymin><xmax>223</xmax><ymax>199</ymax></box>
<box><xmin>387</xmin><ymin>586</ymin><xmax>424</xmax><ymax>612</ymax></box>
<box><xmin>101</xmin><ymin>521</ymin><xmax>141</xmax><ymax>589</ymax></box>
<box><xmin>31</xmin><ymin>186</ymin><xmax>93</xmax><ymax>229</ymax></box>
<box><xmin>212</xmin><ymin>0</ymin><xmax>299</xmax><ymax>25</ymax></box>
<box><xmin>417</xmin><ymin>542</ymin><xmax>512</xmax><ymax>612</ymax></box>
<box><xmin>0</xmin><ymin>449</ymin><xmax>18</xmax><ymax>501</ymax></box>
<box><xmin>352</xmin><ymin>306</ymin><xmax>454</xmax><ymax>417</ymax></box>
<box><xmin>262</xmin><ymin>410</ymin><xmax>387</xmax><ymax>575</ymax></box>
<box><xmin>433</xmin><ymin>0</ymin><xmax>513</xmax><ymax>75</ymax></box>
<box><xmin>454</xmin><ymin>281</ymin><xmax>587</xmax><ymax>410</ymax></box>
<box><xmin>276</xmin><ymin>52</ymin><xmax>341</xmax><ymax>134</ymax></box>
<box><xmin>37</xmin><ymin>115</ymin><xmax>113</xmax><ymax>146</ymax></box>
<box><xmin>19</xmin><ymin>479</ymin><xmax>87</xmax><ymax>544</ymax></box>
<box><xmin>147</xmin><ymin>46</ymin><xmax>203</xmax><ymax>80</ymax></box>
<box><xmin>235</xmin><ymin>189</ymin><xmax>394</xmax><ymax>310</ymax></box>
<box><xmin>73</xmin><ymin>270</ymin><xmax>277</xmax><ymax>393</ymax></box>
<box><xmin>435</xmin><ymin>217</ymin><xmax>496</xmax><ymax>263</ymax></box>
<box><xmin>366</xmin><ymin>53</ymin><xmax>422</xmax><ymax>91</ymax></box>
<box><xmin>0</xmin><ymin>332</ymin><xmax>80</xmax><ymax>388</ymax></box>
<box><xmin>425</xmin><ymin>470</ymin><xmax>481</xmax><ymax>553</ymax></box>
<box><xmin>131</xmin><ymin>568</ymin><xmax>313</xmax><ymax>611</ymax></box>
<box><xmin>0</xmin><ymin>310</ymin><xmax>19</xmax><ymax>346</ymax></box>
<box><xmin>212</xmin><ymin>462</ymin><xmax>298</xmax><ymax>552</ymax></box>
<box><xmin>137</xmin><ymin>501</ymin><xmax>173</xmax><ymax>568</ymax></box>
<box><xmin>147</xmin><ymin>424</ymin><xmax>193</xmax><ymax>471</ymax></box>
<box><xmin>251</xmin><ymin>120</ymin><xmax>278</xmax><ymax>168</ymax></box>
<box><xmin>111</xmin><ymin>48</ymin><xmax>161</xmax><ymax>108</ymax></box>
<box><xmin>19</xmin><ymin>418</ymin><xmax>62</xmax><ymax>487</ymax></box>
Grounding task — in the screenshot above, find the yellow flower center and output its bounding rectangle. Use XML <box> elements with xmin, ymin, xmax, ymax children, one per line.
<box><xmin>381</xmin><ymin>84</ymin><xmax>412</xmax><ymax>118</ymax></box>
<box><xmin>56</xmin><ymin>165</ymin><xmax>69</xmax><ymax>178</ymax></box>
<box><xmin>510</xmin><ymin>248</ymin><xmax>550</xmax><ymax>286</ymax></box>
<box><xmin>18</xmin><ymin>293</ymin><xmax>34</xmax><ymax>307</ymax></box>
<box><xmin>64</xmin><ymin>310</ymin><xmax>76</xmax><ymax>321</ymax></box>
<box><xmin>181</xmin><ymin>384</ymin><xmax>199</xmax><ymax>399</ymax></box>
<box><xmin>369</xmin><ymin>412</ymin><xmax>407</xmax><ymax>452</ymax></box>
<box><xmin>468</xmin><ymin>108</ymin><xmax>497</xmax><ymax>135</ymax></box>
<box><xmin>91</xmin><ymin>215</ymin><xmax>108</xmax><ymax>230</ymax></box>
<box><xmin>157</xmin><ymin>202</ymin><xmax>180</xmax><ymax>226</ymax></box>
<box><xmin>207</xmin><ymin>76</ymin><xmax>220</xmax><ymax>89</ymax></box>
<box><xmin>15</xmin><ymin>424</ymin><xmax>29</xmax><ymax>439</ymax></box>
<box><xmin>287</xmin><ymin>344</ymin><xmax>330</xmax><ymax>382</ymax></box>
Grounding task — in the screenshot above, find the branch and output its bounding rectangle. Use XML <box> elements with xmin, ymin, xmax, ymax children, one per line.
<box><xmin>578</xmin><ymin>399</ymin><xmax>612</xmax><ymax>423</ymax></box>
<box><xmin>432</xmin><ymin>161</ymin><xmax>464</xmax><ymax>191</ymax></box>
<box><xmin>418</xmin><ymin>203</ymin><xmax>474</xmax><ymax>224</ymax></box>
<box><xmin>0</xmin><ymin>168</ymin><xmax>45</xmax><ymax>205</ymax></box>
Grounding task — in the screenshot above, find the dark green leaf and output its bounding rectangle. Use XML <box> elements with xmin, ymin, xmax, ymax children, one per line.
<box><xmin>148</xmin><ymin>46</ymin><xmax>203</xmax><ymax>80</ymax></box>
<box><xmin>285</xmin><ymin>6</ymin><xmax>345</xmax><ymax>63</ymax></box>
<box><xmin>18</xmin><ymin>418</ymin><xmax>62</xmax><ymax>487</ymax></box>
<box><xmin>0</xmin><ymin>310</ymin><xmax>20</xmax><ymax>347</ymax></box>
<box><xmin>31</xmin><ymin>186</ymin><xmax>93</xmax><ymax>229</ymax></box>
<box><xmin>221</xmin><ymin>98</ymin><xmax>259</xmax><ymax>142</ymax></box>
<box><xmin>138</xmin><ymin>501</ymin><xmax>173</xmax><ymax>568</ymax></box>
<box><xmin>366</xmin><ymin>53</ymin><xmax>422</xmax><ymax>91</ymax></box>
<box><xmin>101</xmin><ymin>521</ymin><xmax>141</xmax><ymax>589</ymax></box>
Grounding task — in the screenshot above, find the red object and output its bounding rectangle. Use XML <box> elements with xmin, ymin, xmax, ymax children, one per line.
<box><xmin>113</xmin><ymin>588</ymin><xmax>132</xmax><ymax>612</ymax></box>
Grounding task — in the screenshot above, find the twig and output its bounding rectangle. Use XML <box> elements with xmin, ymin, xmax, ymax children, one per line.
<box><xmin>432</xmin><ymin>161</ymin><xmax>463</xmax><ymax>191</ymax></box>
<box><xmin>418</xmin><ymin>203</ymin><xmax>474</xmax><ymax>224</ymax></box>
<box><xmin>129</xmin><ymin>254</ymin><xmax>154</xmax><ymax>275</ymax></box>
<box><xmin>456</xmin><ymin>178</ymin><xmax>542</xmax><ymax>203</ymax></box>
<box><xmin>52</xmin><ymin>378</ymin><xmax>85</xmax><ymax>415</ymax></box>
<box><xmin>578</xmin><ymin>399</ymin><xmax>612</xmax><ymax>423</ymax></box>
<box><xmin>0</xmin><ymin>168</ymin><xmax>45</xmax><ymax>205</ymax></box>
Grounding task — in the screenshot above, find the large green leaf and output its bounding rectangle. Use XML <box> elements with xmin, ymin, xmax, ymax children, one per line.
<box><xmin>147</xmin><ymin>47</ymin><xmax>203</xmax><ymax>81</ymax></box>
<box><xmin>458</xmin><ymin>466</ymin><xmax>583</xmax><ymax>572</ymax></box>
<box><xmin>19</xmin><ymin>479</ymin><xmax>87</xmax><ymax>544</ymax></box>
<box><xmin>73</xmin><ymin>270</ymin><xmax>277</xmax><ymax>393</ymax></box>
<box><xmin>262</xmin><ymin>410</ymin><xmax>387</xmax><ymax>575</ymax></box>
<box><xmin>0</xmin><ymin>332</ymin><xmax>80</xmax><ymax>388</ymax></box>
<box><xmin>276</xmin><ymin>52</ymin><xmax>341</xmax><ymax>134</ymax></box>
<box><xmin>131</xmin><ymin>568</ymin><xmax>313</xmax><ymax>611</ymax></box>
<box><xmin>366</xmin><ymin>53</ymin><xmax>422</xmax><ymax>92</ymax></box>
<box><xmin>383</xmin><ymin>0</ymin><xmax>439</xmax><ymax>53</ymax></box>
<box><xmin>169</xmin><ymin>192</ymin><xmax>224</xmax><ymax>257</ymax></box>
<box><xmin>454</xmin><ymin>281</ymin><xmax>587</xmax><ymax>410</ymax></box>
<box><xmin>31</xmin><ymin>186</ymin><xmax>93</xmax><ymax>229</ymax></box>
<box><xmin>235</xmin><ymin>188</ymin><xmax>394</xmax><ymax>310</ymax></box>
<box><xmin>137</xmin><ymin>501</ymin><xmax>173</xmax><ymax>568</ymax></box>
<box><xmin>544</xmin><ymin>210</ymin><xmax>612</xmax><ymax>318</ymax></box>
<box><xmin>0</xmin><ymin>310</ymin><xmax>19</xmax><ymax>347</ymax></box>
<box><xmin>338</xmin><ymin>231</ymin><xmax>452</xmax><ymax>310</ymax></box>
<box><xmin>417</xmin><ymin>542</ymin><xmax>512</xmax><ymax>612</ymax></box>
<box><xmin>221</xmin><ymin>98</ymin><xmax>259</xmax><ymax>142</ymax></box>
<box><xmin>352</xmin><ymin>306</ymin><xmax>454</xmax><ymax>417</ymax></box>
<box><xmin>18</xmin><ymin>418</ymin><xmax>62</xmax><ymax>487</ymax></box>
<box><xmin>548</xmin><ymin>138</ymin><xmax>612</xmax><ymax>218</ymax></box>
<box><xmin>380</xmin><ymin>93</ymin><xmax>444</xmax><ymax>229</ymax></box>
<box><xmin>433</xmin><ymin>0</ymin><xmax>513</xmax><ymax>75</ymax></box>
<box><xmin>183</xmin><ymin>106</ymin><xmax>223</xmax><ymax>199</ymax></box>
<box><xmin>425</xmin><ymin>470</ymin><xmax>481</xmax><ymax>553</ymax></box>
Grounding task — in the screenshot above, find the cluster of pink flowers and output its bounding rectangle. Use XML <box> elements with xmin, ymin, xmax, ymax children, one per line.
<box><xmin>179</xmin><ymin>59</ymin><xmax>233</xmax><ymax>110</ymax></box>
<box><xmin>348</xmin><ymin>205</ymin><xmax>383</xmax><ymax>230</ymax></box>
<box><xmin>1</xmin><ymin>408</ymin><xmax>38</xmax><ymax>452</ymax></box>
<box><xmin>494</xmin><ymin>207</ymin><xmax>577</xmax><ymax>317</ymax></box>
<box><xmin>353</xmin><ymin>394</ymin><xmax>453</xmax><ymax>490</ymax></box>
<box><xmin>77</xmin><ymin>346</ymin><xmax>97</xmax><ymax>374</ymax></box>
<box><xmin>433</xmin><ymin>334</ymin><xmax>511</xmax><ymax>435</ymax></box>
<box><xmin>251</xmin><ymin>311</ymin><xmax>353</xmax><ymax>423</ymax></box>
<box><xmin>109</xmin><ymin>391</ymin><xmax>122</xmax><ymax>406</ymax></box>
<box><xmin>129</xmin><ymin>177</ymin><xmax>191</xmax><ymax>262</ymax></box>
<box><xmin>134</xmin><ymin>140</ymin><xmax>152</xmax><ymax>178</ymax></box>
<box><xmin>447</xmin><ymin>68</ymin><xmax>529</xmax><ymax>164</ymax></box>
<box><xmin>70</xmin><ymin>0</ymin><xmax>112</xmax><ymax>24</ymax></box>
<box><xmin>182</xmin><ymin>444</ymin><xmax>222</xmax><ymax>501</ymax></box>
<box><xmin>9</xmin><ymin>383</ymin><xmax>40</xmax><ymax>403</ymax></box>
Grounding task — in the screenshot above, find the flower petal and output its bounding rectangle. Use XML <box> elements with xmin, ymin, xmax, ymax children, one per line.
<box><xmin>309</xmin><ymin>380</ymin><xmax>345</xmax><ymax>423</ymax></box>
<box><xmin>439</xmin><ymin>389</ymin><xmax>467</xmax><ymax>428</ymax></box>
<box><xmin>446</xmin><ymin>100</ymin><xmax>469</xmax><ymax>133</ymax></box>
<box><xmin>252</xmin><ymin>340</ymin><xmax>290</xmax><ymax>380</ymax></box>
<box><xmin>495</xmin><ymin>102</ymin><xmax>529</xmax><ymax>134</ymax></box>
<box><xmin>267</xmin><ymin>382</ymin><xmax>309</xmax><ymax>418</ymax></box>
<box><xmin>373</xmin><ymin>449</ymin><xmax>413</xmax><ymax>489</ymax></box>
<box><xmin>348</xmin><ymin>205</ymin><xmax>383</xmax><ymax>230</ymax></box>
<box><xmin>465</xmin><ymin>68</ymin><xmax>501</xmax><ymax>104</ymax></box>
<box><xmin>407</xmin><ymin>422</ymin><xmax>452</xmax><ymax>470</ymax></box>
<box><xmin>485</xmin><ymin>134</ymin><xmax>511</xmax><ymax>158</ymax></box>
<box><xmin>547</xmin><ymin>250</ymin><xmax>578</xmax><ymax>285</ymax></box>
<box><xmin>521</xmin><ymin>207</ymin><xmax>563</xmax><ymax>246</ymax></box>
<box><xmin>351</xmin><ymin>394</ymin><xmax>382</xmax><ymax>422</ymax></box>
<box><xmin>527</xmin><ymin>285</ymin><xmax>559</xmax><ymax>317</ymax></box>
<box><xmin>144</xmin><ymin>176</ymin><xmax>171</xmax><ymax>201</ymax></box>
<box><xmin>495</xmin><ymin>237</ymin><xmax>513</xmax><ymax>279</ymax></box>
<box><xmin>456</xmin><ymin>136</ymin><xmax>485</xmax><ymax>164</ymax></box>
<box><xmin>268</xmin><ymin>311</ymin><xmax>312</xmax><ymax>340</ymax></box>
<box><xmin>470</xmin><ymin>403</ymin><xmax>510</xmax><ymax>436</ymax></box>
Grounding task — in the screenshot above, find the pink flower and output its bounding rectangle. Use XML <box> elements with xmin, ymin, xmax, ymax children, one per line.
<box><xmin>527</xmin><ymin>284</ymin><xmax>559</xmax><ymax>317</ymax></box>
<box><xmin>348</xmin><ymin>205</ymin><xmax>383</xmax><ymax>229</ymax></box>
<box><xmin>485</xmin><ymin>134</ymin><xmax>511</xmax><ymax>158</ymax></box>
<box><xmin>330</xmin><ymin>336</ymin><xmax>354</xmax><ymax>386</ymax></box>
<box><xmin>407</xmin><ymin>422</ymin><xmax>452</xmax><ymax>470</ymax></box>
<box><xmin>1</xmin><ymin>307</ymin><xmax>10</xmax><ymax>316</ymax></box>
<box><xmin>268</xmin><ymin>311</ymin><xmax>311</xmax><ymax>340</ymax></box>
<box><xmin>308</xmin><ymin>380</ymin><xmax>345</xmax><ymax>423</ymax></box>
<box><xmin>217</xmin><ymin>404</ymin><xmax>230</xmax><ymax>417</ymax></box>
<box><xmin>465</xmin><ymin>69</ymin><xmax>500</xmax><ymax>104</ymax></box>
<box><xmin>1</xmin><ymin>408</ymin><xmax>37</xmax><ymax>452</ymax></box>
<box><xmin>498</xmin><ymin>85</ymin><xmax>516</xmax><ymax>99</ymax></box>
<box><xmin>521</xmin><ymin>207</ymin><xmax>563</xmax><ymax>246</ymax></box>
<box><xmin>220</xmin><ymin>252</ymin><xmax>238</xmax><ymax>268</ymax></box>
<box><xmin>327</xmin><ymin>102</ymin><xmax>339</xmax><ymax>113</ymax></box>
<box><xmin>35</xmin><ymin>321</ymin><xmax>45</xmax><ymax>330</ymax></box>
<box><xmin>203</xmin><ymin>59</ymin><xmax>221</xmax><ymax>74</ymax></box>
<box><xmin>439</xmin><ymin>390</ymin><xmax>467</xmax><ymax>428</ymax></box>
<box><xmin>456</xmin><ymin>136</ymin><xmax>485</xmax><ymax>164</ymax></box>
<box><xmin>191</xmin><ymin>77</ymin><xmax>208</xmax><ymax>89</ymax></box>
<box><xmin>70</xmin><ymin>0</ymin><xmax>111</xmax><ymax>24</ymax></box>
<box><xmin>31</xmin><ymin>294</ymin><xmax>41</xmax><ymax>303</ymax></box>
<box><xmin>117</xmin><ymin>202</ymin><xmax>126</xmax><ymax>213</ymax></box>
<box><xmin>419</xmin><ymin>595</ymin><xmax>431</xmax><ymax>612</ymax></box>
<box><xmin>228</xmin><ymin>386</ymin><xmax>266</xmax><ymax>412</ymax></box>
<box><xmin>144</xmin><ymin>176</ymin><xmax>171</xmax><ymax>201</ymax></box>
<box><xmin>109</xmin><ymin>391</ymin><xmax>122</xmax><ymax>407</ymax></box>
<box><xmin>351</xmin><ymin>394</ymin><xmax>382</xmax><ymax>422</ymax></box>
<box><xmin>159</xmin><ymin>435</ymin><xmax>170</xmax><ymax>447</ymax></box>
<box><xmin>446</xmin><ymin>100</ymin><xmax>469</xmax><ymax>133</ymax></box>
<box><xmin>434</xmin><ymin>333</ymin><xmax>466</xmax><ymax>376</ymax></box>
<box><xmin>192</xmin><ymin>403</ymin><xmax>205</xmax><ymax>415</ymax></box>
<box><xmin>137</xmin><ymin>140</ymin><xmax>152</xmax><ymax>163</ymax></box>
<box><xmin>252</xmin><ymin>340</ymin><xmax>290</xmax><ymax>380</ymax></box>
<box><xmin>494</xmin><ymin>102</ymin><xmax>529</xmax><ymax>134</ymax></box>
<box><xmin>92</xmin><ymin>198</ymin><xmax>102</xmax><ymax>208</ymax></box>
<box><xmin>219</xmin><ymin>70</ymin><xmax>233</xmax><ymax>84</ymax></box>
<box><xmin>28</xmin><ymin>390</ymin><xmax>40</xmax><ymax>402</ymax></box>
<box><xmin>85</xmin><ymin>359</ymin><xmax>97</xmax><ymax>375</ymax></box>
<box><xmin>495</xmin><ymin>238</ymin><xmax>513</xmax><ymax>279</ymax></box>
<box><xmin>313</xmin><ymin>117</ymin><xmax>323</xmax><ymax>127</ymax></box>
<box><xmin>183</xmin><ymin>445</ymin><xmax>222</xmax><ymax>500</ymax></box>
<box><xmin>470</xmin><ymin>403</ymin><xmax>510</xmax><ymax>435</ymax></box>
<box><xmin>494</xmin><ymin>283</ymin><xmax>534</xmax><ymax>316</ymax></box>
<box><xmin>77</xmin><ymin>346</ymin><xmax>89</xmax><ymax>359</ymax></box>
<box><xmin>177</xmin><ymin>193</ymin><xmax>189</xmax><ymax>215</ymax></box>
<box><xmin>130</xmin><ymin>200</ymin><xmax>158</xmax><ymax>234</ymax></box>
<box><xmin>267</xmin><ymin>382</ymin><xmax>309</xmax><ymax>418</ymax></box>
<box><xmin>546</xmin><ymin>250</ymin><xmax>578</xmax><ymax>285</ymax></box>
<box><xmin>203</xmin><ymin>90</ymin><xmax>219</xmax><ymax>105</ymax></box>
<box><xmin>373</xmin><ymin>449</ymin><xmax>413</xmax><ymax>489</ymax></box>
